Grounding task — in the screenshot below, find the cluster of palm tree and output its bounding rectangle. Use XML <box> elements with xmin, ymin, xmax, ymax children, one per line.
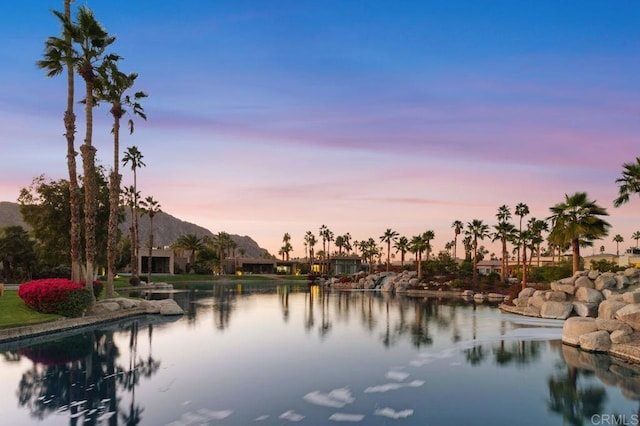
<box><xmin>37</xmin><ymin>1</ymin><xmax>152</xmax><ymax>298</ymax></box>
<box><xmin>172</xmin><ymin>232</ymin><xmax>237</xmax><ymax>274</ymax></box>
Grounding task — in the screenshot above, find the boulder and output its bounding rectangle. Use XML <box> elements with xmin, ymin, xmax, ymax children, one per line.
<box><xmin>574</xmin><ymin>287</ymin><xmax>603</xmax><ymax>304</ymax></box>
<box><xmin>518</xmin><ymin>287</ymin><xmax>536</xmax><ymax>298</ymax></box>
<box><xmin>615</xmin><ymin>304</ymin><xmax>640</xmax><ymax>331</ymax></box>
<box><xmin>522</xmin><ymin>306</ymin><xmax>541</xmax><ymax>317</ymax></box>
<box><xmin>615</xmin><ymin>275</ymin><xmax>631</xmax><ymax>289</ymax></box>
<box><xmin>595</xmin><ymin>274</ymin><xmax>617</xmax><ymax>291</ymax></box>
<box><xmin>114</xmin><ymin>298</ymin><xmax>139</xmax><ymax>309</ymax></box>
<box><xmin>596</xmin><ymin>318</ymin><xmax>634</xmax><ymax>334</ymax></box>
<box><xmin>487</xmin><ymin>293</ymin><xmax>505</xmax><ymax>300</ymax></box>
<box><xmin>545</xmin><ymin>291</ymin><xmax>567</xmax><ymax>302</ymax></box>
<box><xmin>624</xmin><ymin>268</ymin><xmax>640</xmax><ymax>279</ymax></box>
<box><xmin>572</xmin><ymin>302</ymin><xmax>598</xmax><ymax>318</ymax></box>
<box><xmin>157</xmin><ymin>299</ymin><xmax>184</xmax><ymax>316</ymax></box>
<box><xmin>611</xmin><ymin>329</ymin><xmax>633</xmax><ymax>344</ymax></box>
<box><xmin>514</xmin><ymin>297</ymin><xmax>530</xmax><ymax>308</ymax></box>
<box><xmin>598</xmin><ymin>300</ymin><xmax>627</xmax><ymax>320</ymax></box>
<box><xmin>550</xmin><ymin>282</ymin><xmax>576</xmax><ymax>295</ymax></box>
<box><xmin>528</xmin><ymin>295</ymin><xmax>546</xmax><ymax>309</ymax></box>
<box><xmin>578</xmin><ymin>330</ymin><xmax>611</xmax><ymax>352</ymax></box>
<box><xmin>139</xmin><ymin>300</ymin><xmax>160</xmax><ymax>314</ymax></box>
<box><xmin>562</xmin><ymin>317</ymin><xmax>598</xmax><ymax>345</ymax></box>
<box><xmin>559</xmin><ymin>277</ymin><xmax>576</xmax><ymax>285</ymax></box>
<box><xmin>540</xmin><ymin>301</ymin><xmax>573</xmax><ymax>319</ymax></box>
<box><xmin>587</xmin><ymin>270</ymin><xmax>600</xmax><ymax>280</ymax></box>
<box><xmin>575</xmin><ymin>276</ymin><xmax>595</xmax><ymax>289</ymax></box>
<box><xmin>623</xmin><ymin>292</ymin><xmax>640</xmax><ymax>304</ymax></box>
<box><xmin>88</xmin><ymin>302</ymin><xmax>121</xmax><ymax>315</ymax></box>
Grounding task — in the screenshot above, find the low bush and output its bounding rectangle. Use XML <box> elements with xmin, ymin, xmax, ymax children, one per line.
<box><xmin>18</xmin><ymin>278</ymin><xmax>93</xmax><ymax>317</ymax></box>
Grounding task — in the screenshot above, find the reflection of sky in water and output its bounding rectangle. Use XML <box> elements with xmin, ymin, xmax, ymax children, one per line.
<box><xmin>1</xmin><ymin>285</ymin><xmax>640</xmax><ymax>425</ymax></box>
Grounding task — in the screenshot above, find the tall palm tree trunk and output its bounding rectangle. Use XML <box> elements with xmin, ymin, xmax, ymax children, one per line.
<box><xmin>64</xmin><ymin>0</ymin><xmax>83</xmax><ymax>283</ymax></box>
<box><xmin>80</xmin><ymin>65</ymin><xmax>97</xmax><ymax>299</ymax></box>
<box><xmin>572</xmin><ymin>238</ymin><xmax>580</xmax><ymax>275</ymax></box>
<box><xmin>147</xmin><ymin>215</ymin><xmax>154</xmax><ymax>284</ymax></box>
<box><xmin>106</xmin><ymin>114</ymin><xmax>121</xmax><ymax>298</ymax></box>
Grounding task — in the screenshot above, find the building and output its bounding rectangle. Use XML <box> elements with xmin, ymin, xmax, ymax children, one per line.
<box><xmin>138</xmin><ymin>248</ymin><xmax>175</xmax><ymax>275</ymax></box>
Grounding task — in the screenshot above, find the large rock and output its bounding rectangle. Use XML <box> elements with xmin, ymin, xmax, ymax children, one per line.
<box><xmin>616</xmin><ymin>275</ymin><xmax>631</xmax><ymax>289</ymax></box>
<box><xmin>540</xmin><ymin>301</ymin><xmax>573</xmax><ymax>319</ymax></box>
<box><xmin>611</xmin><ymin>330</ymin><xmax>633</xmax><ymax>344</ymax></box>
<box><xmin>615</xmin><ymin>304</ymin><xmax>640</xmax><ymax>331</ymax></box>
<box><xmin>574</xmin><ymin>287</ymin><xmax>603</xmax><ymax>304</ymax></box>
<box><xmin>624</xmin><ymin>268</ymin><xmax>640</xmax><ymax>279</ymax></box>
<box><xmin>598</xmin><ymin>300</ymin><xmax>627</xmax><ymax>320</ymax></box>
<box><xmin>562</xmin><ymin>317</ymin><xmax>598</xmax><ymax>345</ymax></box>
<box><xmin>514</xmin><ymin>297</ymin><xmax>530</xmax><ymax>308</ymax></box>
<box><xmin>575</xmin><ymin>276</ymin><xmax>595</xmax><ymax>289</ymax></box>
<box><xmin>587</xmin><ymin>270</ymin><xmax>600</xmax><ymax>280</ymax></box>
<box><xmin>595</xmin><ymin>274</ymin><xmax>617</xmax><ymax>291</ymax></box>
<box><xmin>572</xmin><ymin>302</ymin><xmax>598</xmax><ymax>318</ymax></box>
<box><xmin>545</xmin><ymin>291</ymin><xmax>567</xmax><ymax>302</ymax></box>
<box><xmin>550</xmin><ymin>282</ymin><xmax>576</xmax><ymax>295</ymax></box>
<box><xmin>596</xmin><ymin>318</ymin><xmax>634</xmax><ymax>334</ymax></box>
<box><xmin>157</xmin><ymin>299</ymin><xmax>184</xmax><ymax>316</ymax></box>
<box><xmin>578</xmin><ymin>330</ymin><xmax>611</xmax><ymax>352</ymax></box>
<box><xmin>518</xmin><ymin>287</ymin><xmax>536</xmax><ymax>298</ymax></box>
<box><xmin>528</xmin><ymin>295</ymin><xmax>546</xmax><ymax>309</ymax></box>
<box><xmin>88</xmin><ymin>302</ymin><xmax>121</xmax><ymax>315</ymax></box>
<box><xmin>623</xmin><ymin>292</ymin><xmax>640</xmax><ymax>304</ymax></box>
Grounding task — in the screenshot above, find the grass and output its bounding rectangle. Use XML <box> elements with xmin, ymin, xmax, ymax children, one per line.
<box><xmin>0</xmin><ymin>290</ymin><xmax>61</xmax><ymax>329</ymax></box>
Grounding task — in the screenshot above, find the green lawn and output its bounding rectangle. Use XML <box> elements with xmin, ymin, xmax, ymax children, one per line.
<box><xmin>0</xmin><ymin>290</ymin><xmax>61</xmax><ymax>329</ymax></box>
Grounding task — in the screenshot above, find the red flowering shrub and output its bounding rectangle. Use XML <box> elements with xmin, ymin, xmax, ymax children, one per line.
<box><xmin>18</xmin><ymin>278</ymin><xmax>93</xmax><ymax>317</ymax></box>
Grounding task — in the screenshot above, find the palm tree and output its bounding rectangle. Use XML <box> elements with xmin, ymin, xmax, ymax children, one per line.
<box><xmin>319</xmin><ymin>225</ymin><xmax>328</xmax><ymax>272</ymax></box>
<box><xmin>422</xmin><ymin>230</ymin><xmax>435</xmax><ymax>262</ymax></box>
<box><xmin>334</xmin><ymin>235</ymin><xmax>345</xmax><ymax>255</ymax></box>
<box><xmin>548</xmin><ymin>192</ymin><xmax>611</xmax><ymax>275</ymax></box>
<box><xmin>122</xmin><ymin>145</ymin><xmax>145</xmax><ymax>278</ymax></box>
<box><xmin>307</xmin><ymin>233</ymin><xmax>317</xmax><ymax>271</ymax></box>
<box><xmin>37</xmin><ymin>1</ymin><xmax>83</xmax><ymax>283</ymax></box>
<box><xmin>140</xmin><ymin>196</ymin><xmax>161</xmax><ymax>284</ymax></box>
<box><xmin>492</xmin><ymin>221</ymin><xmax>516</xmax><ymax>284</ymax></box>
<box><xmin>633</xmin><ymin>231</ymin><xmax>640</xmax><ymax>248</ymax></box>
<box><xmin>527</xmin><ymin>218</ymin><xmax>549</xmax><ymax>267</ymax></box>
<box><xmin>95</xmin><ymin>59</ymin><xmax>147</xmax><ymax>298</ymax></box>
<box><xmin>613</xmin><ymin>234</ymin><xmax>624</xmax><ymax>256</ymax></box>
<box><xmin>122</xmin><ymin>185</ymin><xmax>140</xmax><ymax>278</ymax></box>
<box><xmin>515</xmin><ymin>203</ymin><xmax>529</xmax><ymax>267</ymax></box>
<box><xmin>380</xmin><ymin>228</ymin><xmax>399</xmax><ymax>272</ymax></box>
<box><xmin>614</xmin><ymin>157</ymin><xmax>640</xmax><ymax>207</ymax></box>
<box><xmin>410</xmin><ymin>234</ymin><xmax>428</xmax><ymax>278</ymax></box>
<box><xmin>173</xmin><ymin>233</ymin><xmax>205</xmax><ymax>268</ymax></box>
<box><xmin>393</xmin><ymin>236</ymin><xmax>410</xmax><ymax>269</ymax></box>
<box><xmin>451</xmin><ymin>220</ymin><xmax>463</xmax><ymax>259</ymax></box>
<box><xmin>466</xmin><ymin>219</ymin><xmax>490</xmax><ymax>285</ymax></box>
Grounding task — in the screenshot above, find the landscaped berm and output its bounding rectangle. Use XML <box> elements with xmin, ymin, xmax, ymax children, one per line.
<box><xmin>501</xmin><ymin>267</ymin><xmax>640</xmax><ymax>362</ymax></box>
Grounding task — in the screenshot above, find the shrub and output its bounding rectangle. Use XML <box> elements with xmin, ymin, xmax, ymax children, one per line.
<box><xmin>129</xmin><ymin>275</ymin><xmax>140</xmax><ymax>286</ymax></box>
<box><xmin>92</xmin><ymin>280</ymin><xmax>103</xmax><ymax>299</ymax></box>
<box><xmin>18</xmin><ymin>278</ymin><xmax>93</xmax><ymax>317</ymax></box>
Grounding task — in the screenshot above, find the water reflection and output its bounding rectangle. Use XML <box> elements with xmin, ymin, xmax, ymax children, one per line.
<box><xmin>3</xmin><ymin>317</ymin><xmax>165</xmax><ymax>425</ymax></box>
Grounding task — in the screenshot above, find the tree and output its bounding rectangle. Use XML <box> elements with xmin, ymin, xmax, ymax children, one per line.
<box><xmin>528</xmin><ymin>218</ymin><xmax>549</xmax><ymax>267</ymax></box>
<box><xmin>548</xmin><ymin>192</ymin><xmax>611</xmax><ymax>275</ymax></box>
<box><xmin>95</xmin><ymin>59</ymin><xmax>147</xmax><ymax>298</ymax></box>
<box><xmin>492</xmin><ymin>221</ymin><xmax>516</xmax><ymax>284</ymax></box>
<box><xmin>466</xmin><ymin>219</ymin><xmax>490</xmax><ymax>285</ymax></box>
<box><xmin>613</xmin><ymin>234</ymin><xmax>624</xmax><ymax>256</ymax></box>
<box><xmin>633</xmin><ymin>231</ymin><xmax>640</xmax><ymax>248</ymax></box>
<box><xmin>305</xmin><ymin>231</ymin><xmax>317</xmax><ymax>271</ymax></box>
<box><xmin>0</xmin><ymin>226</ymin><xmax>36</xmax><ymax>282</ymax></box>
<box><xmin>140</xmin><ymin>196</ymin><xmax>161</xmax><ymax>284</ymax></box>
<box><xmin>422</xmin><ymin>230</ymin><xmax>435</xmax><ymax>262</ymax></box>
<box><xmin>409</xmin><ymin>234</ymin><xmax>428</xmax><ymax>278</ymax></box>
<box><xmin>334</xmin><ymin>235</ymin><xmax>345</xmax><ymax>255</ymax></box>
<box><xmin>122</xmin><ymin>145</ymin><xmax>145</xmax><ymax>278</ymax></box>
<box><xmin>281</xmin><ymin>233</ymin><xmax>292</xmax><ymax>261</ymax></box>
<box><xmin>515</xmin><ymin>203</ymin><xmax>530</xmax><ymax>267</ymax></box>
<box><xmin>393</xmin><ymin>236</ymin><xmax>410</xmax><ymax>269</ymax></box>
<box><xmin>380</xmin><ymin>228</ymin><xmax>399</xmax><ymax>272</ymax></box>
<box><xmin>36</xmin><ymin>1</ymin><xmax>83</xmax><ymax>282</ymax></box>
<box><xmin>451</xmin><ymin>220</ymin><xmax>463</xmax><ymax>259</ymax></box>
<box><xmin>614</xmin><ymin>157</ymin><xmax>640</xmax><ymax>208</ymax></box>
<box><xmin>173</xmin><ymin>233</ymin><xmax>205</xmax><ymax>268</ymax></box>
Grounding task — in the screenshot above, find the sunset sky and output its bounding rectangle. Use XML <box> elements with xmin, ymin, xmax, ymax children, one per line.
<box><xmin>1</xmin><ymin>1</ymin><xmax>639</xmax><ymax>258</ymax></box>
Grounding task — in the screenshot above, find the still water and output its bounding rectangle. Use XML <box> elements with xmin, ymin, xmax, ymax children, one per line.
<box><xmin>1</xmin><ymin>282</ymin><xmax>640</xmax><ymax>425</ymax></box>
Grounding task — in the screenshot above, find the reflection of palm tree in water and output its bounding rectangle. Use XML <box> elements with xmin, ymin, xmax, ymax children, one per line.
<box><xmin>278</xmin><ymin>285</ymin><xmax>290</xmax><ymax>322</ymax></box>
<box><xmin>410</xmin><ymin>301</ymin><xmax>433</xmax><ymax>348</ymax></box>
<box><xmin>319</xmin><ymin>288</ymin><xmax>331</xmax><ymax>337</ymax></box>
<box><xmin>548</xmin><ymin>364</ymin><xmax>606</xmax><ymax>426</ymax></box>
<box><xmin>304</xmin><ymin>286</ymin><xmax>315</xmax><ymax>330</ymax></box>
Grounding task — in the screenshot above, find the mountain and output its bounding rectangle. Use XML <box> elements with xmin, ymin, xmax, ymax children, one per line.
<box><xmin>0</xmin><ymin>201</ymin><xmax>268</xmax><ymax>258</ymax></box>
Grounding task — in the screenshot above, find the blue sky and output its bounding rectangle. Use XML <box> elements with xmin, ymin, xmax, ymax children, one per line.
<box><xmin>1</xmin><ymin>1</ymin><xmax>639</xmax><ymax>257</ymax></box>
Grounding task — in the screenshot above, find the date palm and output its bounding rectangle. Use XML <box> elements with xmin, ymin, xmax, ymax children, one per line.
<box><xmin>393</xmin><ymin>236</ymin><xmax>410</xmax><ymax>269</ymax></box>
<box><xmin>548</xmin><ymin>192</ymin><xmax>611</xmax><ymax>275</ymax></box>
<box><xmin>614</xmin><ymin>157</ymin><xmax>640</xmax><ymax>208</ymax></box>
<box><xmin>528</xmin><ymin>218</ymin><xmax>549</xmax><ymax>267</ymax></box>
<box><xmin>36</xmin><ymin>0</ymin><xmax>82</xmax><ymax>282</ymax></box>
<box><xmin>173</xmin><ymin>233</ymin><xmax>205</xmax><ymax>267</ymax></box>
<box><xmin>466</xmin><ymin>219</ymin><xmax>490</xmax><ymax>285</ymax></box>
<box><xmin>410</xmin><ymin>234</ymin><xmax>428</xmax><ymax>278</ymax></box>
<box><xmin>451</xmin><ymin>220</ymin><xmax>463</xmax><ymax>259</ymax></box>
<box><xmin>613</xmin><ymin>234</ymin><xmax>624</xmax><ymax>256</ymax></box>
<box><xmin>633</xmin><ymin>231</ymin><xmax>640</xmax><ymax>248</ymax></box>
<box><xmin>515</xmin><ymin>203</ymin><xmax>530</xmax><ymax>267</ymax></box>
<box><xmin>380</xmin><ymin>228</ymin><xmax>399</xmax><ymax>272</ymax></box>
<box><xmin>492</xmin><ymin>221</ymin><xmax>516</xmax><ymax>284</ymax></box>
<box><xmin>123</xmin><ymin>145</ymin><xmax>145</xmax><ymax>278</ymax></box>
<box><xmin>95</xmin><ymin>59</ymin><xmax>147</xmax><ymax>297</ymax></box>
<box><xmin>422</xmin><ymin>230</ymin><xmax>435</xmax><ymax>262</ymax></box>
<box><xmin>140</xmin><ymin>196</ymin><xmax>161</xmax><ymax>284</ymax></box>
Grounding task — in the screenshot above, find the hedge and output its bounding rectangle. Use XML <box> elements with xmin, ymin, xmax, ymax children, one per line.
<box><xmin>18</xmin><ymin>278</ymin><xmax>100</xmax><ymax>318</ymax></box>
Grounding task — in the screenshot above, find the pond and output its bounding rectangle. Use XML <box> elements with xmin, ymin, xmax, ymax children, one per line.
<box><xmin>1</xmin><ymin>282</ymin><xmax>640</xmax><ymax>425</ymax></box>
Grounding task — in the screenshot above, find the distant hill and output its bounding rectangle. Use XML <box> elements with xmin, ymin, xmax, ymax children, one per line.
<box><xmin>0</xmin><ymin>201</ymin><xmax>269</xmax><ymax>258</ymax></box>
